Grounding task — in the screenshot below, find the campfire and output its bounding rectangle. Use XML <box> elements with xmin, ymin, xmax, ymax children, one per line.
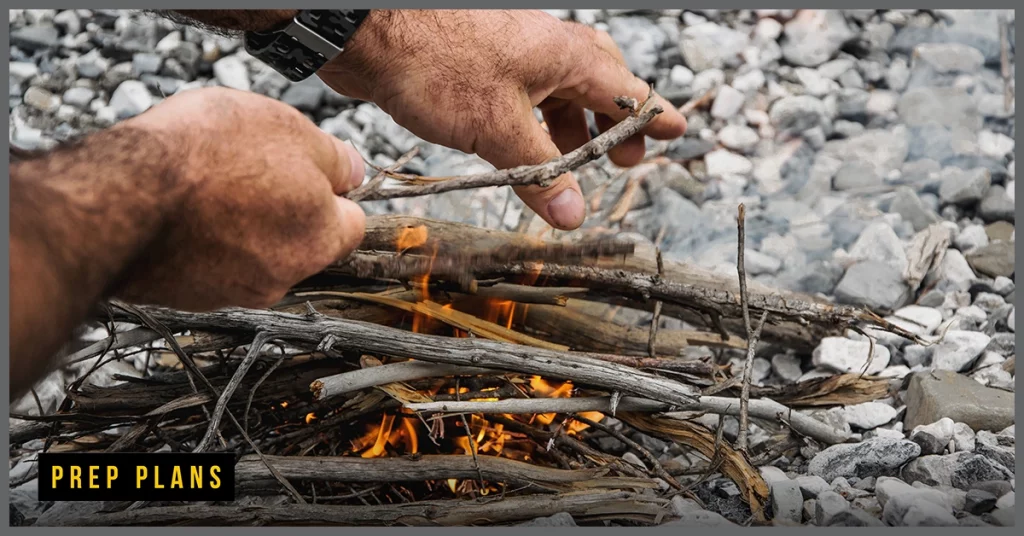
<box><xmin>10</xmin><ymin>95</ymin><xmax>918</xmax><ymax>528</ymax></box>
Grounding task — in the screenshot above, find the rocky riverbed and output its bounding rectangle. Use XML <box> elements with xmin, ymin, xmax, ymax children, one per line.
<box><xmin>8</xmin><ymin>8</ymin><xmax>1016</xmax><ymax>527</ymax></box>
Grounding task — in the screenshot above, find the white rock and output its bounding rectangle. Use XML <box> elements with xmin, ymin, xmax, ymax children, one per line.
<box><xmin>848</xmin><ymin>222</ymin><xmax>908</xmax><ymax>272</ymax></box>
<box><xmin>759</xmin><ymin>466</ymin><xmax>789</xmax><ymax>486</ymax></box>
<box><xmin>732</xmin><ymin>69</ymin><xmax>766</xmax><ymax>93</ymax></box>
<box><xmin>705</xmin><ymin>149</ymin><xmax>752</xmax><ymax>176</ymax></box>
<box><xmin>995</xmin><ymin>491</ymin><xmax>1014</xmax><ymax>510</ymax></box>
<box><xmin>888</xmin><ymin>306</ymin><xmax>943</xmax><ymax>335</ymax></box>
<box><xmin>155</xmin><ymin>30</ymin><xmax>182</xmax><ymax>53</ymax></box>
<box><xmin>710</xmin><ymin>85</ymin><xmax>746</xmax><ymax>118</ymax></box>
<box><xmin>992</xmin><ymin>276</ymin><xmax>1014</xmax><ymax>295</ymax></box>
<box><xmin>717</xmin><ymin>124</ymin><xmax>760</xmax><ymax>153</ymax></box>
<box><xmin>910</xmin><ymin>417</ymin><xmax>955</xmax><ymax>454</ymax></box>
<box><xmin>772</xmin><ymin>353</ymin><xmax>804</xmax><ymax>382</ymax></box>
<box><xmin>669</xmin><ymin>65</ymin><xmax>694</xmax><ymax>87</ymax></box>
<box><xmin>971</xmin><ymin>364</ymin><xmax>1013</xmax><ymax>389</ymax></box>
<box><xmin>799</xmin><ymin>368</ymin><xmax>836</xmax><ymax>382</ymax></box>
<box><xmin>23</xmin><ymin>87</ymin><xmax>61</xmax><ymax>112</ymax></box>
<box><xmin>931</xmin><ymin>331</ymin><xmax>991</xmax><ymax>372</ymax></box>
<box><xmin>953</xmin><ymin>422</ymin><xmax>976</xmax><ymax>452</ymax></box>
<box><xmin>955</xmin><ymin>224</ymin><xmax>989</xmax><ymax>252</ymax></box>
<box><xmin>914</xmin><ymin>43</ymin><xmax>985</xmax><ymax>74</ymax></box>
<box><xmin>213</xmin><ymin>55</ymin><xmax>251</xmax><ymax>91</ymax></box>
<box><xmin>978</xmin><ymin>130</ymin><xmax>1014</xmax><ymax>159</ymax></box>
<box><xmin>866</xmin><ymin>90</ymin><xmax>899</xmax><ymax>116</ymax></box>
<box><xmin>842</xmin><ymin>402</ymin><xmax>897</xmax><ymax>430</ymax></box>
<box><xmin>812</xmin><ymin>337</ymin><xmax>890</xmax><ymax>375</ymax></box>
<box><xmin>877</xmin><ymin>365</ymin><xmax>911</xmax><ymax>379</ymax></box>
<box><xmin>1008</xmin><ymin>308</ymin><xmax>1014</xmax><ymax>332</ymax></box>
<box><xmin>925</xmin><ymin>249</ymin><xmax>977</xmax><ymax>292</ymax></box>
<box><xmin>754</xmin><ymin>17</ymin><xmax>783</xmax><ymax>42</ymax></box>
<box><xmin>109</xmin><ymin>80</ymin><xmax>152</xmax><ymax>119</ymax></box>
<box><xmin>9</xmin><ymin>61</ymin><xmax>39</xmax><ymax>83</ymax></box>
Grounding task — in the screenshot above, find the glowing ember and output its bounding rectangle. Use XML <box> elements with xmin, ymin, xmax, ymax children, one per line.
<box><xmin>305</xmin><ymin>412</ymin><xmax>317</xmax><ymax>424</ymax></box>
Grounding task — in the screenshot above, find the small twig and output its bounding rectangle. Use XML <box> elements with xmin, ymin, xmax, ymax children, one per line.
<box><xmin>349</xmin><ymin>147</ymin><xmax>420</xmax><ymax>202</ymax></box>
<box><xmin>454</xmin><ymin>379</ymin><xmax>486</xmax><ymax>491</ymax></box>
<box><xmin>195</xmin><ymin>331</ymin><xmax>275</xmax><ymax>453</ymax></box>
<box><xmin>737</xmin><ymin>310</ymin><xmax>768</xmax><ymax>453</ymax></box>
<box><xmin>647</xmin><ymin>300</ymin><xmax>663</xmax><ymax>358</ymax></box>
<box><xmin>351</xmin><ymin>94</ymin><xmax>663</xmax><ymax>201</ymax></box>
<box><xmin>244</xmin><ymin>354</ymin><xmax>287</xmax><ymax>435</ymax></box>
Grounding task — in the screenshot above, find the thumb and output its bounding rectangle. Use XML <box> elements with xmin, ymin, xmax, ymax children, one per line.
<box><xmin>324</xmin><ymin>196</ymin><xmax>367</xmax><ymax>263</ymax></box>
<box><xmin>475</xmin><ymin>101</ymin><xmax>586</xmax><ymax>231</ymax></box>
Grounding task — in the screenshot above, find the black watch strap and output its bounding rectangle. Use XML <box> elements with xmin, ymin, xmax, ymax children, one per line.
<box><xmin>244</xmin><ymin>10</ymin><xmax>370</xmax><ymax>82</ymax></box>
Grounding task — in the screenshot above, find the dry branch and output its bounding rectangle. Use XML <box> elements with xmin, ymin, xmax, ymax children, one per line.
<box><xmin>405</xmin><ymin>395</ymin><xmax>850</xmax><ymax>445</ymax></box>
<box><xmin>313</xmin><ymin>361</ymin><xmax>496</xmax><ymax>401</ymax></box>
<box><xmin>107</xmin><ymin>305</ymin><xmax>702</xmax><ymax>409</ymax></box>
<box><xmin>350</xmin><ymin>99</ymin><xmax>663</xmax><ymax>201</ymax></box>
<box><xmin>235</xmin><ymin>454</ymin><xmax>656</xmax><ymax>494</ymax></box>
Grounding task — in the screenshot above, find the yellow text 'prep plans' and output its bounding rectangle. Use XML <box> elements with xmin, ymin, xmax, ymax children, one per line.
<box><xmin>38</xmin><ymin>452</ymin><xmax>234</xmax><ymax>502</ymax></box>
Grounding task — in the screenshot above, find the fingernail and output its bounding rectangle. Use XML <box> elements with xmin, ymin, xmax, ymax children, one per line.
<box><xmin>546</xmin><ymin>188</ymin><xmax>585</xmax><ymax>230</ymax></box>
<box><xmin>345</xmin><ymin>142</ymin><xmax>366</xmax><ymax>189</ymax></box>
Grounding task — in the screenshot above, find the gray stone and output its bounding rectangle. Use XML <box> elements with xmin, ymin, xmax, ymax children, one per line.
<box><xmin>833</xmin><ymin>161</ymin><xmax>881</xmax><ymax>191</ymax></box>
<box><xmin>833</xmin><ymin>120</ymin><xmax>865</xmax><ymax>138</ymax></box>
<box><xmin>886</xmin><ymin>57</ymin><xmax>910</xmax><ymax>91</ymax></box>
<box><xmin>848</xmin><ymin>222</ymin><xmax>908</xmax><ymax>272</ymax></box>
<box><xmin>910</xmin><ymin>418</ymin><xmax>955</xmax><ymax>455</ymax></box>
<box><xmin>678</xmin><ymin>22</ymin><xmax>748</xmax><ymax>72</ymax></box>
<box><xmin>9</xmin><ymin>61</ymin><xmax>39</xmax><ymax>84</ymax></box>
<box><xmin>889</xmin><ymin>495</ymin><xmax>959</xmax><ymax>526</ymax></box>
<box><xmin>517</xmin><ymin>512</ymin><xmax>576</xmax><ymax>526</ymax></box>
<box><xmin>931</xmin><ymin>330</ymin><xmax>991</xmax><ymax>372</ymax></box>
<box><xmin>109</xmin><ymin>80</ymin><xmax>152</xmax><ymax>119</ymax></box>
<box><xmin>710</xmin><ymin>85</ymin><xmax>745</xmax><ymax>118</ymax></box>
<box><xmin>966</xmin><ymin>241</ymin><xmax>1014</xmax><ymax>278</ymax></box>
<box><xmin>280</xmin><ymin>83</ymin><xmax>324</xmax><ymax>112</ymax></box>
<box><xmin>771</xmin><ymin>479</ymin><xmax>803</xmax><ymax>524</ymax></box>
<box><xmin>823</xmin><ymin>128</ymin><xmax>910</xmax><ymax>177</ymax></box>
<box><xmin>834</xmin><ymin>260</ymin><xmax>909</xmax><ymax>310</ymax></box>
<box><xmin>986</xmin><ymin>507</ymin><xmax>1015</xmax><ymax>527</ymax></box>
<box><xmin>828</xmin><ymin>508</ymin><xmax>885</xmax><ymax>526</ymax></box>
<box><xmin>901</xmin><ymin>454</ymin><xmax>957</xmax><ymax>488</ymax></box>
<box><xmin>898</xmin><ymin>87</ymin><xmax>982</xmax><ymax>133</ymax></box>
<box><xmin>717</xmin><ymin>124</ymin><xmax>759</xmax><ymax>153</ymax></box>
<box><xmin>959</xmin><ymin>514</ymin><xmax>994</xmax><ymax>526</ymax></box>
<box><xmin>10</xmin><ymin>24</ymin><xmax>60</xmax><ymax>50</ymax></box>
<box><xmin>841</xmin><ymin>402</ymin><xmax>897</xmax><ymax>430</ymax></box>
<box><xmin>75</xmin><ymin>49</ymin><xmax>111</xmax><ymax>79</ymax></box>
<box><xmin>965</xmin><ymin>489</ymin><xmax>998</xmax><ymax>514</ymax></box>
<box><xmin>23</xmin><ymin>86</ymin><xmax>61</xmax><ymax>113</ymax></box>
<box><xmin>769</xmin><ymin>95</ymin><xmax>827</xmax><ymax>134</ymax></box>
<box><xmin>812</xmin><ymin>336</ymin><xmax>890</xmax><ymax>375</ymax></box>
<box><xmin>953</xmin><ymin>422</ymin><xmax>977</xmax><ymax>453</ymax></box>
<box><xmin>925</xmin><ymin>249</ymin><xmax>977</xmax><ymax>292</ymax></box>
<box><xmin>780</xmin><ymin>10</ymin><xmax>854</xmax><ymax>67</ymax></box>
<box><xmin>939</xmin><ymin>168</ymin><xmax>991</xmax><ymax>206</ymax></box>
<box><xmin>795</xmin><ymin>475</ymin><xmax>831</xmax><ymax>499</ymax></box>
<box><xmin>972</xmin><ymin>480</ymin><xmax>1013</xmax><ymax>498</ymax></box>
<box><xmin>904</xmin><ymin>370</ymin><xmax>1014</xmax><ymax>432</ymax></box>
<box><xmin>666</xmin><ymin>137</ymin><xmax>716</xmax><ymax>160</ymax></box>
<box><xmin>131</xmin><ymin>53</ymin><xmax>162</xmax><ymax>75</ymax></box>
<box><xmin>889</xmin><ymin>187</ymin><xmax>939</xmax><ymax>232</ymax></box>
<box><xmin>914</xmin><ymin>43</ymin><xmax>985</xmax><ymax>74</ymax></box>
<box><xmin>951</xmin><ymin>455</ymin><xmax>1013</xmax><ymax>491</ymax></box>
<box><xmin>808</xmin><ymin>438</ymin><xmax>921</xmax><ymax>482</ymax></box>
<box><xmin>979</xmin><ymin>185</ymin><xmax>1014</xmax><ymax>223</ymax></box>
<box><xmin>995</xmin><ymin>491</ymin><xmax>1014</xmax><ymax>510</ymax></box>
<box><xmin>974</xmin><ymin>438</ymin><xmax>1014</xmax><ymax>474</ymax></box>
<box><xmin>955</xmin><ymin>224</ymin><xmax>989</xmax><ymax>252</ymax></box>
<box><xmin>665</xmin><ymin>509</ymin><xmax>736</xmax><ymax>526</ymax></box>
<box><xmin>771</xmin><ymin>353</ymin><xmax>803</xmax><ymax>382</ymax></box>
<box><xmin>212</xmin><ymin>55</ymin><xmax>250</xmax><ymax>91</ymax></box>
<box><xmin>814</xmin><ymin>490</ymin><xmax>850</xmax><ymax>526</ymax></box>
<box><xmin>61</xmin><ymin>87</ymin><xmax>95</xmax><ymax>109</ymax></box>
<box><xmin>608</xmin><ymin>17</ymin><xmax>664</xmax><ymax>79</ymax></box>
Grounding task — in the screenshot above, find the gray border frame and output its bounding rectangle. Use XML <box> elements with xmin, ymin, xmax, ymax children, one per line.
<box><xmin>4</xmin><ymin>2</ymin><xmax>1019</xmax><ymax>532</ymax></box>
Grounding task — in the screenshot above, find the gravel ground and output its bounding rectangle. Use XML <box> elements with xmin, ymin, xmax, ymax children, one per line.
<box><xmin>8</xmin><ymin>8</ymin><xmax>1016</xmax><ymax>527</ymax></box>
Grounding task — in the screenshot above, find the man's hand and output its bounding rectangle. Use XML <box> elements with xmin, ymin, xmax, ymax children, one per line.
<box><xmin>318</xmin><ymin>10</ymin><xmax>687</xmax><ymax>230</ymax></box>
<box><xmin>9</xmin><ymin>87</ymin><xmax>365</xmax><ymax>398</ymax></box>
<box><xmin>117</xmin><ymin>87</ymin><xmax>367</xmax><ymax>310</ymax></box>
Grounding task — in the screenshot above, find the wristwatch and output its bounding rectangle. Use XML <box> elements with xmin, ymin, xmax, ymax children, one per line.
<box><xmin>243</xmin><ymin>10</ymin><xmax>370</xmax><ymax>82</ymax></box>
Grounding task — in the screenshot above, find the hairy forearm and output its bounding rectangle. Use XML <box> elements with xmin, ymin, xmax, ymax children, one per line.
<box><xmin>158</xmin><ymin>10</ymin><xmax>297</xmax><ymax>34</ymax></box>
<box><xmin>8</xmin><ymin>126</ymin><xmax>184</xmax><ymax>400</ymax></box>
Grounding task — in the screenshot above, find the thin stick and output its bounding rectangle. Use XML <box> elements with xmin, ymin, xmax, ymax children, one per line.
<box><xmin>737</xmin><ymin>310</ymin><xmax>768</xmax><ymax>452</ymax></box>
<box><xmin>313</xmin><ymin>361</ymin><xmax>495</xmax><ymax>400</ymax></box>
<box><xmin>454</xmin><ymin>379</ymin><xmax>485</xmax><ymax>491</ymax></box>
<box><xmin>348</xmin><ymin>147</ymin><xmax>421</xmax><ymax>202</ymax></box>
<box><xmin>405</xmin><ymin>395</ymin><xmax>849</xmax><ymax>444</ymax></box>
<box><xmin>244</xmin><ymin>354</ymin><xmax>287</xmax><ymax>435</ymax></box>
<box><xmin>647</xmin><ymin>300</ymin><xmax>663</xmax><ymax>358</ymax></box>
<box><xmin>194</xmin><ymin>331</ymin><xmax>274</xmax><ymax>453</ymax></box>
<box><xmin>351</xmin><ymin>96</ymin><xmax>663</xmax><ymax>201</ymax></box>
